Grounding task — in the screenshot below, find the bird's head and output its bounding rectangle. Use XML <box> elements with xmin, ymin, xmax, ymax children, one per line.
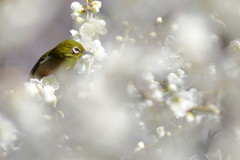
<box><xmin>53</xmin><ymin>39</ymin><xmax>89</xmax><ymax>60</ymax></box>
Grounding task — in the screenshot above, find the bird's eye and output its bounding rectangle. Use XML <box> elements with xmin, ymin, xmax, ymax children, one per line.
<box><xmin>72</xmin><ymin>46</ymin><xmax>80</xmax><ymax>54</ymax></box>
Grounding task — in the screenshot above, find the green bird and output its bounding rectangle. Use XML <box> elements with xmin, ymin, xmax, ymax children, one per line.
<box><xmin>30</xmin><ymin>40</ymin><xmax>91</xmax><ymax>79</ymax></box>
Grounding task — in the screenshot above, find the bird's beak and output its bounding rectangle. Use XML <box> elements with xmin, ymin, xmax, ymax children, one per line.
<box><xmin>83</xmin><ymin>51</ymin><xmax>93</xmax><ymax>55</ymax></box>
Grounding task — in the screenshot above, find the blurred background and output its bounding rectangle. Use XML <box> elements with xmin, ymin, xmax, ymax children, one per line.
<box><xmin>1</xmin><ymin>0</ymin><xmax>240</xmax><ymax>80</ymax></box>
<box><xmin>1</xmin><ymin>0</ymin><xmax>240</xmax><ymax>160</ymax></box>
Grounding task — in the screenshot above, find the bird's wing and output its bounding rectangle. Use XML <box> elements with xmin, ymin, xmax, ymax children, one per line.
<box><xmin>29</xmin><ymin>50</ymin><xmax>52</xmax><ymax>79</ymax></box>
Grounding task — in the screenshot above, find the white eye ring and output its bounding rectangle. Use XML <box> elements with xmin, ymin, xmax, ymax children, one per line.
<box><xmin>73</xmin><ymin>46</ymin><xmax>80</xmax><ymax>54</ymax></box>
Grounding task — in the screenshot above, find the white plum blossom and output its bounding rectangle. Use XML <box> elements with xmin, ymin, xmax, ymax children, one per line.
<box><xmin>139</xmin><ymin>72</ymin><xmax>164</xmax><ymax>102</ymax></box>
<box><xmin>166</xmin><ymin>88</ymin><xmax>201</xmax><ymax>118</ymax></box>
<box><xmin>24</xmin><ymin>79</ymin><xmax>42</xmax><ymax>97</ymax></box>
<box><xmin>41</xmin><ymin>85</ymin><xmax>56</xmax><ymax>105</ymax></box>
<box><xmin>70</xmin><ymin>29</ymin><xmax>80</xmax><ymax>42</ymax></box>
<box><xmin>168</xmin><ymin>69</ymin><xmax>186</xmax><ymax>84</ymax></box>
<box><xmin>70</xmin><ymin>5</ymin><xmax>107</xmax><ymax>70</ymax></box>
<box><xmin>156</xmin><ymin>17</ymin><xmax>163</xmax><ymax>24</ymax></box>
<box><xmin>71</xmin><ymin>12</ymin><xmax>80</xmax><ymax>20</ymax></box>
<box><xmin>167</xmin><ymin>83</ymin><xmax>178</xmax><ymax>92</ymax></box>
<box><xmin>167</xmin><ymin>69</ymin><xmax>187</xmax><ymax>89</ymax></box>
<box><xmin>228</xmin><ymin>38</ymin><xmax>240</xmax><ymax>55</ymax></box>
<box><xmin>72</xmin><ymin>38</ymin><xmax>106</xmax><ymax>73</ymax></box>
<box><xmin>91</xmin><ymin>1</ymin><xmax>102</xmax><ymax>13</ymax></box>
<box><xmin>176</xmin><ymin>69</ymin><xmax>185</xmax><ymax>77</ymax></box>
<box><xmin>135</xmin><ymin>141</ymin><xmax>145</xmax><ymax>151</ymax></box>
<box><xmin>76</xmin><ymin>17</ymin><xmax>84</xmax><ymax>24</ymax></box>
<box><xmin>152</xmin><ymin>89</ymin><xmax>163</xmax><ymax>100</ymax></box>
<box><xmin>80</xmin><ymin>23</ymin><xmax>96</xmax><ymax>38</ymax></box>
<box><xmin>79</xmin><ymin>17</ymin><xmax>107</xmax><ymax>39</ymax></box>
<box><xmin>156</xmin><ymin>126</ymin><xmax>165</xmax><ymax>138</ymax></box>
<box><xmin>85</xmin><ymin>39</ymin><xmax>106</xmax><ymax>61</ymax></box>
<box><xmin>71</xmin><ymin>2</ymin><xmax>83</xmax><ymax>12</ymax></box>
<box><xmin>70</xmin><ymin>2</ymin><xmax>84</xmax><ymax>20</ymax></box>
<box><xmin>70</xmin><ymin>33</ymin><xmax>107</xmax><ymax>62</ymax></box>
<box><xmin>74</xmin><ymin>50</ymin><xmax>95</xmax><ymax>74</ymax></box>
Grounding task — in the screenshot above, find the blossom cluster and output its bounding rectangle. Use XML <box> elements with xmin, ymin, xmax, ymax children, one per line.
<box><xmin>25</xmin><ymin>76</ymin><xmax>58</xmax><ymax>107</ymax></box>
<box><xmin>71</xmin><ymin>1</ymin><xmax>102</xmax><ymax>21</ymax></box>
<box><xmin>130</xmin><ymin>69</ymin><xmax>219</xmax><ymax>125</ymax></box>
<box><xmin>70</xmin><ymin>1</ymin><xmax>107</xmax><ymax>74</ymax></box>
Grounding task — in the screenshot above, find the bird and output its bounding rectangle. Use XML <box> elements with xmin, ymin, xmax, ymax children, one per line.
<box><xmin>30</xmin><ymin>39</ymin><xmax>91</xmax><ymax>80</ymax></box>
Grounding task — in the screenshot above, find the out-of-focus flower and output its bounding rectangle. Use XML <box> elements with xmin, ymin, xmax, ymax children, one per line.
<box><xmin>208</xmin><ymin>64</ymin><xmax>216</xmax><ymax>76</ymax></box>
<box><xmin>24</xmin><ymin>79</ymin><xmax>42</xmax><ymax>97</ymax></box>
<box><xmin>135</xmin><ymin>141</ymin><xmax>145</xmax><ymax>151</ymax></box>
<box><xmin>127</xmin><ymin>83</ymin><xmax>141</xmax><ymax>97</ymax></box>
<box><xmin>0</xmin><ymin>115</ymin><xmax>19</xmax><ymax>152</ymax></box>
<box><xmin>152</xmin><ymin>89</ymin><xmax>163</xmax><ymax>100</ymax></box>
<box><xmin>41</xmin><ymin>85</ymin><xmax>56</xmax><ymax>105</ymax></box>
<box><xmin>149</xmin><ymin>31</ymin><xmax>157</xmax><ymax>38</ymax></box>
<box><xmin>167</xmin><ymin>69</ymin><xmax>186</xmax><ymax>89</ymax></box>
<box><xmin>141</xmin><ymin>72</ymin><xmax>155</xmax><ymax>82</ymax></box>
<box><xmin>167</xmin><ymin>83</ymin><xmax>178</xmax><ymax>92</ymax></box>
<box><xmin>156</xmin><ymin>126</ymin><xmax>165</xmax><ymax>138</ymax></box>
<box><xmin>228</xmin><ymin>38</ymin><xmax>240</xmax><ymax>58</ymax></box>
<box><xmin>115</xmin><ymin>36</ymin><xmax>124</xmax><ymax>42</ymax></box>
<box><xmin>25</xmin><ymin>78</ymin><xmax>57</xmax><ymax>106</ymax></box>
<box><xmin>186</xmin><ymin>112</ymin><xmax>195</xmax><ymax>122</ymax></box>
<box><xmin>41</xmin><ymin>75</ymin><xmax>59</xmax><ymax>91</ymax></box>
<box><xmin>175</xmin><ymin>15</ymin><xmax>211</xmax><ymax>64</ymax></box>
<box><xmin>156</xmin><ymin>17</ymin><xmax>163</xmax><ymax>24</ymax></box>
